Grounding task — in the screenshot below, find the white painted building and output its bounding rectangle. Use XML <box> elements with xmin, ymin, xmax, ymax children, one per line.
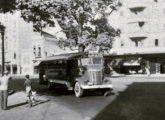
<box><xmin>109</xmin><ymin>0</ymin><xmax>165</xmax><ymax>74</ymax></box>
<box><xmin>21</xmin><ymin>49</ymin><xmax>34</xmax><ymax>75</ymax></box>
<box><xmin>0</xmin><ymin>11</ymin><xmax>21</xmax><ymax>74</ymax></box>
<box><xmin>111</xmin><ymin>0</ymin><xmax>165</xmax><ymax>55</ymax></box>
<box><xmin>31</xmin><ymin>31</ymin><xmax>78</xmax><ymax>74</ymax></box>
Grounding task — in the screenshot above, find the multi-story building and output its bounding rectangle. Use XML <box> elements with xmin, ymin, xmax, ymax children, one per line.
<box><xmin>0</xmin><ymin>11</ymin><xmax>36</xmax><ymax>75</ymax></box>
<box><xmin>109</xmin><ymin>0</ymin><xmax>165</xmax><ymax>74</ymax></box>
<box><xmin>30</xmin><ymin>31</ymin><xmax>78</xmax><ymax>75</ymax></box>
<box><xmin>0</xmin><ymin>11</ymin><xmax>77</xmax><ymax>75</ymax></box>
<box><xmin>0</xmin><ymin>11</ymin><xmax>21</xmax><ymax>74</ymax></box>
<box><xmin>31</xmin><ymin>31</ymin><xmax>63</xmax><ymax>74</ymax></box>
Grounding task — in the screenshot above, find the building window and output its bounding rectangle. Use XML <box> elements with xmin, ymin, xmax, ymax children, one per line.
<box><xmin>138</xmin><ymin>22</ymin><xmax>145</xmax><ymax>27</ymax></box>
<box><xmin>14</xmin><ymin>53</ymin><xmax>16</xmax><ymax>59</ymax></box>
<box><xmin>155</xmin><ymin>39</ymin><xmax>158</xmax><ymax>46</ymax></box>
<box><xmin>121</xmin><ymin>41</ymin><xmax>124</xmax><ymax>47</ymax></box>
<box><xmin>38</xmin><ymin>46</ymin><xmax>41</xmax><ymax>57</ymax></box>
<box><xmin>33</xmin><ymin>46</ymin><xmax>36</xmax><ymax>57</ymax></box>
<box><xmin>135</xmin><ymin>41</ymin><xmax>138</xmax><ymax>47</ymax></box>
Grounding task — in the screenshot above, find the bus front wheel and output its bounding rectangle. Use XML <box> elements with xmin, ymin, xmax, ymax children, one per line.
<box><xmin>74</xmin><ymin>82</ymin><xmax>83</xmax><ymax>98</ymax></box>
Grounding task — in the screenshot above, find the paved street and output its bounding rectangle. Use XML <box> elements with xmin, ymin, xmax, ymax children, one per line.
<box><xmin>0</xmin><ymin>76</ymin><xmax>165</xmax><ymax>120</ymax></box>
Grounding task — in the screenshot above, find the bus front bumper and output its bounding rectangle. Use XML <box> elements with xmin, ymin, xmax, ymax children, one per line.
<box><xmin>81</xmin><ymin>84</ymin><xmax>113</xmax><ymax>90</ymax></box>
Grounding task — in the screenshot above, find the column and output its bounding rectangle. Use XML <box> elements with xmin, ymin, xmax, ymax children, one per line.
<box><xmin>156</xmin><ymin>63</ymin><xmax>160</xmax><ymax>74</ymax></box>
<box><xmin>17</xmin><ymin>65</ymin><xmax>21</xmax><ymax>74</ymax></box>
<box><xmin>10</xmin><ymin>64</ymin><xmax>13</xmax><ymax>75</ymax></box>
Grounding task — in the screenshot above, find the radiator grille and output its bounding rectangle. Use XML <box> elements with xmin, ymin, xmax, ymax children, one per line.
<box><xmin>89</xmin><ymin>70</ymin><xmax>102</xmax><ymax>85</ymax></box>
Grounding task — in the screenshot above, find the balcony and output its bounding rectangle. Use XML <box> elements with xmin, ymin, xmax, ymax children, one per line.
<box><xmin>125</xmin><ymin>0</ymin><xmax>150</xmax><ymax>8</ymax></box>
<box><xmin>128</xmin><ymin>33</ymin><xmax>149</xmax><ymax>38</ymax></box>
<box><xmin>127</xmin><ymin>6</ymin><xmax>150</xmax><ymax>20</ymax></box>
<box><xmin>130</xmin><ymin>37</ymin><xmax>147</xmax><ymax>41</ymax></box>
<box><xmin>129</xmin><ymin>7</ymin><xmax>146</xmax><ymax>14</ymax></box>
<box><xmin>114</xmin><ymin>46</ymin><xmax>165</xmax><ymax>55</ymax></box>
<box><xmin>126</xmin><ymin>21</ymin><xmax>150</xmax><ymax>35</ymax></box>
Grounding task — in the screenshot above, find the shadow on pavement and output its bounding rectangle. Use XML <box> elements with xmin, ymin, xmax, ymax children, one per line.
<box><xmin>10</xmin><ymin>78</ymin><xmax>114</xmax><ymax>97</ymax></box>
<box><xmin>93</xmin><ymin>82</ymin><xmax>165</xmax><ymax>120</ymax></box>
<box><xmin>8</xmin><ymin>102</ymin><xmax>27</xmax><ymax>109</ymax></box>
<box><xmin>9</xmin><ymin>78</ymin><xmax>74</xmax><ymax>97</ymax></box>
<box><xmin>8</xmin><ymin>99</ymin><xmax>50</xmax><ymax>109</ymax></box>
<box><xmin>32</xmin><ymin>99</ymin><xmax>50</xmax><ymax>107</ymax></box>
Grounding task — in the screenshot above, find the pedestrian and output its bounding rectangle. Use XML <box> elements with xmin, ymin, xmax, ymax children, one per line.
<box><xmin>145</xmin><ymin>66</ymin><xmax>150</xmax><ymax>76</ymax></box>
<box><xmin>24</xmin><ymin>75</ymin><xmax>32</xmax><ymax>107</ymax></box>
<box><xmin>0</xmin><ymin>71</ymin><xmax>11</xmax><ymax>110</ymax></box>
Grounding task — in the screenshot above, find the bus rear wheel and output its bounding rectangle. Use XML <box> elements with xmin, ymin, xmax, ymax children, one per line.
<box><xmin>74</xmin><ymin>82</ymin><xmax>83</xmax><ymax>98</ymax></box>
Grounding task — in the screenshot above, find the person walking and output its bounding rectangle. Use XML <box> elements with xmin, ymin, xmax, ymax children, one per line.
<box><xmin>24</xmin><ymin>75</ymin><xmax>32</xmax><ymax>107</ymax></box>
<box><xmin>0</xmin><ymin>71</ymin><xmax>11</xmax><ymax>110</ymax></box>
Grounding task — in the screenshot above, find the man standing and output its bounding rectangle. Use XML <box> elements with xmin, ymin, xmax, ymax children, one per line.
<box><xmin>0</xmin><ymin>71</ymin><xmax>11</xmax><ymax>110</ymax></box>
<box><xmin>24</xmin><ymin>75</ymin><xmax>32</xmax><ymax>107</ymax></box>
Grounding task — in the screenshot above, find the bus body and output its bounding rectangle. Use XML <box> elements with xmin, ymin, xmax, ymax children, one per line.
<box><xmin>39</xmin><ymin>52</ymin><xmax>113</xmax><ymax>97</ymax></box>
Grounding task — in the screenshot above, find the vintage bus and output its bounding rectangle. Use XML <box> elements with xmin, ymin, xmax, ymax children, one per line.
<box><xmin>39</xmin><ymin>52</ymin><xmax>113</xmax><ymax>97</ymax></box>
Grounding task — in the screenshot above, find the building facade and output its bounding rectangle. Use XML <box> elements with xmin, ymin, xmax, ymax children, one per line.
<box><xmin>109</xmin><ymin>0</ymin><xmax>165</xmax><ymax>74</ymax></box>
<box><xmin>0</xmin><ymin>11</ymin><xmax>77</xmax><ymax>75</ymax></box>
<box><xmin>21</xmin><ymin>49</ymin><xmax>34</xmax><ymax>75</ymax></box>
<box><xmin>28</xmin><ymin>31</ymin><xmax>78</xmax><ymax>75</ymax></box>
<box><xmin>0</xmin><ymin>12</ymin><xmax>21</xmax><ymax>74</ymax></box>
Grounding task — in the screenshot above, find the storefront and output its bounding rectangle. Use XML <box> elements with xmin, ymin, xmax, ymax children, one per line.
<box><xmin>104</xmin><ymin>53</ymin><xmax>165</xmax><ymax>75</ymax></box>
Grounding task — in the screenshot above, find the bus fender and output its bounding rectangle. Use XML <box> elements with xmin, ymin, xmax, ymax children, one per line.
<box><xmin>75</xmin><ymin>78</ymin><xmax>84</xmax><ymax>86</ymax></box>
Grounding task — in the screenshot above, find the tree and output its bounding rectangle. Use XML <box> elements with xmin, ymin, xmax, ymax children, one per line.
<box><xmin>50</xmin><ymin>0</ymin><xmax>121</xmax><ymax>51</ymax></box>
<box><xmin>0</xmin><ymin>23</ymin><xmax>5</xmax><ymax>75</ymax></box>
<box><xmin>0</xmin><ymin>0</ymin><xmax>17</xmax><ymax>13</ymax></box>
<box><xmin>0</xmin><ymin>0</ymin><xmax>121</xmax><ymax>51</ymax></box>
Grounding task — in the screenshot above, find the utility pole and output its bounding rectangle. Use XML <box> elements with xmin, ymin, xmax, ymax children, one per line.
<box><xmin>0</xmin><ymin>23</ymin><xmax>5</xmax><ymax>76</ymax></box>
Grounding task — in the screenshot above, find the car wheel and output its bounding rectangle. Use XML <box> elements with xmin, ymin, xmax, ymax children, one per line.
<box><xmin>74</xmin><ymin>82</ymin><xmax>83</xmax><ymax>98</ymax></box>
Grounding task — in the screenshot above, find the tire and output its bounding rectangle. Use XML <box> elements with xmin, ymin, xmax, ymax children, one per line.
<box><xmin>101</xmin><ymin>89</ymin><xmax>111</xmax><ymax>96</ymax></box>
<box><xmin>74</xmin><ymin>82</ymin><xmax>83</xmax><ymax>98</ymax></box>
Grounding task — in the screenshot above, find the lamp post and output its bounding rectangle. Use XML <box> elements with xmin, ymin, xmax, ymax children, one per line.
<box><xmin>0</xmin><ymin>23</ymin><xmax>5</xmax><ymax>76</ymax></box>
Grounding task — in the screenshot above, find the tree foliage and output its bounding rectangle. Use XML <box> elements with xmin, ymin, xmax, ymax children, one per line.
<box><xmin>0</xmin><ymin>0</ymin><xmax>121</xmax><ymax>51</ymax></box>
<box><xmin>0</xmin><ymin>0</ymin><xmax>17</xmax><ymax>13</ymax></box>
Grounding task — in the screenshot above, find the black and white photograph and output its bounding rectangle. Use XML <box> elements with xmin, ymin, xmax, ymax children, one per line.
<box><xmin>0</xmin><ymin>0</ymin><xmax>165</xmax><ymax>120</ymax></box>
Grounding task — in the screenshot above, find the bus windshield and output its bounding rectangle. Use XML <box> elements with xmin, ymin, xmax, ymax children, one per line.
<box><xmin>93</xmin><ymin>57</ymin><xmax>102</xmax><ymax>64</ymax></box>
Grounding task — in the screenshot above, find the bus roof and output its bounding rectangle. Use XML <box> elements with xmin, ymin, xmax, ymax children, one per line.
<box><xmin>40</xmin><ymin>52</ymin><xmax>86</xmax><ymax>63</ymax></box>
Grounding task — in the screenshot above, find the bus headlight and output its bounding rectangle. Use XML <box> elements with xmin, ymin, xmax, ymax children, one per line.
<box><xmin>103</xmin><ymin>78</ymin><xmax>112</xmax><ymax>84</ymax></box>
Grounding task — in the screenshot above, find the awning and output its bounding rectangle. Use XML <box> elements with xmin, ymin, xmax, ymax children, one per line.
<box><xmin>123</xmin><ymin>58</ymin><xmax>141</xmax><ymax>66</ymax></box>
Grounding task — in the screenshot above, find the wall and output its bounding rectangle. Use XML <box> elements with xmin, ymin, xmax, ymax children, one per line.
<box><xmin>111</xmin><ymin>0</ymin><xmax>165</xmax><ymax>55</ymax></box>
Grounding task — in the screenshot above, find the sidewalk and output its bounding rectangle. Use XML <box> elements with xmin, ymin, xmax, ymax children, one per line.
<box><xmin>11</xmin><ymin>74</ymin><xmax>39</xmax><ymax>79</ymax></box>
<box><xmin>0</xmin><ymin>92</ymin><xmax>83</xmax><ymax>120</ymax></box>
<box><xmin>111</xmin><ymin>73</ymin><xmax>165</xmax><ymax>77</ymax></box>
